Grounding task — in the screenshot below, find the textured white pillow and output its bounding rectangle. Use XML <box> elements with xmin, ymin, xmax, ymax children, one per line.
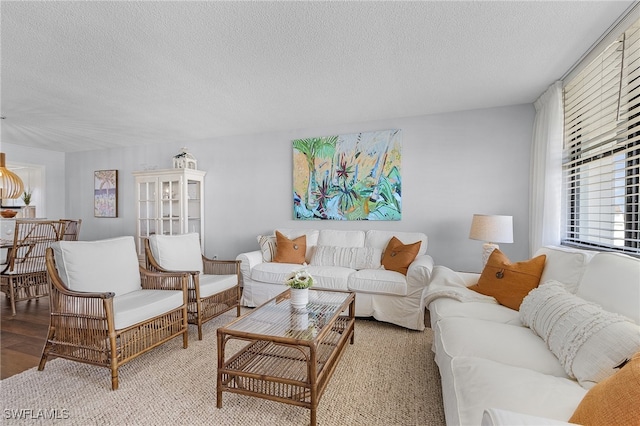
<box><xmin>257</xmin><ymin>235</ymin><xmax>277</xmax><ymax>262</ymax></box>
<box><xmin>311</xmin><ymin>245</ymin><xmax>382</xmax><ymax>270</ymax></box>
<box><xmin>520</xmin><ymin>280</ymin><xmax>640</xmax><ymax>388</ymax></box>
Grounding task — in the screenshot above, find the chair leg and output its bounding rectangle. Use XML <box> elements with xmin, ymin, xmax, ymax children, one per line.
<box><xmin>195</xmin><ymin>298</ymin><xmax>204</xmax><ymax>340</ymax></box>
<box><xmin>8</xmin><ymin>280</ymin><xmax>17</xmax><ymax>316</ymax></box>
<box><xmin>108</xmin><ymin>332</ymin><xmax>119</xmax><ymax>390</ymax></box>
<box><xmin>182</xmin><ymin>306</ymin><xmax>189</xmax><ymax>349</ymax></box>
<box><xmin>38</xmin><ymin>326</ymin><xmax>56</xmax><ymax>371</ymax></box>
<box><xmin>111</xmin><ymin>368</ymin><xmax>119</xmax><ymax>391</ymax></box>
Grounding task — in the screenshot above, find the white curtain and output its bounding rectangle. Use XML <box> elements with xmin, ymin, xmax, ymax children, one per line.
<box><xmin>529</xmin><ymin>81</ymin><xmax>563</xmax><ymax>255</ymax></box>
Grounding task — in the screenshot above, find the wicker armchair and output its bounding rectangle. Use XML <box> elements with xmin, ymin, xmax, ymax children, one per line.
<box><xmin>145</xmin><ymin>233</ymin><xmax>241</xmax><ymax>340</ymax></box>
<box><xmin>39</xmin><ymin>236</ymin><xmax>189</xmax><ymax>390</ymax></box>
<box><xmin>1</xmin><ymin>220</ymin><xmax>65</xmax><ymax>315</ymax></box>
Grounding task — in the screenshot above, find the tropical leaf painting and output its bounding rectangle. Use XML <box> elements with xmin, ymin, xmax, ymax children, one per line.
<box><xmin>94</xmin><ymin>169</ymin><xmax>118</xmax><ymax>218</ymax></box>
<box><xmin>293</xmin><ymin>129</ymin><xmax>401</xmax><ymax>220</ymax></box>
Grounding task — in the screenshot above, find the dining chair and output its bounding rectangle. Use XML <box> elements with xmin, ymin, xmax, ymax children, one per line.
<box><xmin>0</xmin><ymin>220</ymin><xmax>64</xmax><ymax>315</ymax></box>
<box><xmin>60</xmin><ymin>219</ymin><xmax>82</xmax><ymax>241</ymax></box>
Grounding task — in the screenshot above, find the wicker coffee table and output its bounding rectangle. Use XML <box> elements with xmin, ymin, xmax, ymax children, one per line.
<box><xmin>216</xmin><ymin>288</ymin><xmax>355</xmax><ymax>426</ymax></box>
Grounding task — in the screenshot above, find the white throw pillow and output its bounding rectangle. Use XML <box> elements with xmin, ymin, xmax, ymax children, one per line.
<box><xmin>520</xmin><ymin>280</ymin><xmax>640</xmax><ymax>388</ymax></box>
<box><xmin>311</xmin><ymin>245</ymin><xmax>382</xmax><ymax>270</ymax></box>
<box><xmin>533</xmin><ymin>245</ymin><xmax>594</xmax><ymax>293</ymax></box>
<box><xmin>257</xmin><ymin>234</ymin><xmax>277</xmax><ymax>262</ymax></box>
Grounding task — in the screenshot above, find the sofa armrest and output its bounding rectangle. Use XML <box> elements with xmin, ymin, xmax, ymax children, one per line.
<box><xmin>406</xmin><ymin>254</ymin><xmax>435</xmax><ymax>291</ymax></box>
<box><xmin>458</xmin><ymin>271</ymin><xmax>480</xmax><ymax>287</ymax></box>
<box><xmin>236</xmin><ymin>250</ymin><xmax>263</xmax><ymax>284</ymax></box>
<box><xmin>481</xmin><ymin>408</ymin><xmax>577</xmax><ymax>426</ymax></box>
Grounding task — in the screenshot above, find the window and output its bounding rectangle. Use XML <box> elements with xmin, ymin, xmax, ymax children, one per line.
<box><xmin>562</xmin><ymin>17</ymin><xmax>640</xmax><ymax>255</ymax></box>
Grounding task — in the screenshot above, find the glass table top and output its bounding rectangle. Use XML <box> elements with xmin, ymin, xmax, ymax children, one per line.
<box><xmin>221</xmin><ymin>289</ymin><xmax>352</xmax><ymax>341</ymax></box>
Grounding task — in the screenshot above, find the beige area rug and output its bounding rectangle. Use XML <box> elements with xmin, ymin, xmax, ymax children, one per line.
<box><xmin>1</xmin><ymin>312</ymin><xmax>445</xmax><ymax>425</ymax></box>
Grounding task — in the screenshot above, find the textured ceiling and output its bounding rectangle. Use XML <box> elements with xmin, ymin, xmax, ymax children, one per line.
<box><xmin>0</xmin><ymin>1</ymin><xmax>635</xmax><ymax>153</ymax></box>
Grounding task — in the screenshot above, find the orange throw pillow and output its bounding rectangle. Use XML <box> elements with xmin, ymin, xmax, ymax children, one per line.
<box><xmin>273</xmin><ymin>231</ymin><xmax>306</xmax><ymax>264</ymax></box>
<box><xmin>569</xmin><ymin>352</ymin><xmax>640</xmax><ymax>426</ymax></box>
<box><xmin>381</xmin><ymin>236</ymin><xmax>421</xmax><ymax>275</ymax></box>
<box><xmin>468</xmin><ymin>249</ymin><xmax>546</xmax><ymax>310</ymax></box>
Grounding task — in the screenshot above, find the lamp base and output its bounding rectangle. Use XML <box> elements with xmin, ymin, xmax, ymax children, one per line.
<box><xmin>482</xmin><ymin>243</ymin><xmax>499</xmax><ymax>267</ymax></box>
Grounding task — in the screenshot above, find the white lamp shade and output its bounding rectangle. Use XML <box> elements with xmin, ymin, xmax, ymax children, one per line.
<box><xmin>469</xmin><ymin>214</ymin><xmax>514</xmax><ymax>244</ymax></box>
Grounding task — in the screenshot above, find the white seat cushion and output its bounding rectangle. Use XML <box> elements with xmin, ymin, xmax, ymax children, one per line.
<box><xmin>52</xmin><ymin>237</ymin><xmax>141</xmax><ymax>296</ymax></box>
<box><xmin>428</xmin><ymin>298</ymin><xmax>521</xmax><ymax>325</ymax></box>
<box><xmin>482</xmin><ymin>408</ymin><xmax>577</xmax><ymax>426</ymax></box>
<box><xmin>450</xmin><ymin>357</ymin><xmax>587</xmax><ymax>426</ymax></box>
<box><xmin>434</xmin><ymin>317</ymin><xmax>568</xmax><ymax>378</ymax></box>
<box><xmin>198</xmin><ymin>273</ymin><xmax>237</xmax><ymax>298</ymax></box>
<box><xmin>251</xmin><ymin>262</ymin><xmax>307</xmax><ymax>285</ymax></box>
<box><xmin>348</xmin><ymin>269</ymin><xmax>407</xmax><ymax>296</ymax></box>
<box><xmin>305</xmin><ymin>265</ymin><xmax>353</xmax><ymax>291</ymax></box>
<box><xmin>148</xmin><ymin>233</ymin><xmax>203</xmax><ymax>273</ymax></box>
<box><xmin>112</xmin><ymin>289</ymin><xmax>184</xmax><ymax>330</ymax></box>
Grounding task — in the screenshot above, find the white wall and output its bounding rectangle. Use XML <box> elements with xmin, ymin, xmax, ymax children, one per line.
<box><xmin>4</xmin><ymin>103</ymin><xmax>535</xmax><ymax>272</ymax></box>
<box><xmin>1</xmin><ymin>143</ymin><xmax>66</xmax><ymax>220</ymax></box>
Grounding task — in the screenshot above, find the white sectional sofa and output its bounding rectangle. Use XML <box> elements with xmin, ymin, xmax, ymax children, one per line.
<box><xmin>236</xmin><ymin>228</ymin><xmax>433</xmax><ymax>330</ymax></box>
<box><xmin>424</xmin><ymin>245</ymin><xmax>640</xmax><ymax>425</ymax></box>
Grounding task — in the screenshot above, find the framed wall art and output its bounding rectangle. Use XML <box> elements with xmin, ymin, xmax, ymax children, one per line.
<box><xmin>94</xmin><ymin>169</ymin><xmax>118</xmax><ymax>218</ymax></box>
<box><xmin>293</xmin><ymin>129</ymin><xmax>401</xmax><ymax>221</ymax></box>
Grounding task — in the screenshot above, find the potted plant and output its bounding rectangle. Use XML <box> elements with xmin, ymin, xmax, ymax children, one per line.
<box><xmin>284</xmin><ymin>269</ymin><xmax>314</xmax><ymax>308</ymax></box>
<box><xmin>22</xmin><ymin>189</ymin><xmax>32</xmax><ymax>206</ymax></box>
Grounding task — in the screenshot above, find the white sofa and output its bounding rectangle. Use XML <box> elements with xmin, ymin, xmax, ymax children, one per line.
<box><xmin>424</xmin><ymin>245</ymin><xmax>640</xmax><ymax>425</ymax></box>
<box><xmin>236</xmin><ymin>228</ymin><xmax>433</xmax><ymax>330</ymax></box>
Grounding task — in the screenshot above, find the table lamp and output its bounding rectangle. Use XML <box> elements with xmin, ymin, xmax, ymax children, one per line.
<box><xmin>469</xmin><ymin>214</ymin><xmax>513</xmax><ymax>266</ymax></box>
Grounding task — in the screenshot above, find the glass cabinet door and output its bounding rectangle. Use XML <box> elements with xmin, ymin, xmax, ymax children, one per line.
<box><xmin>159</xmin><ymin>178</ymin><xmax>181</xmax><ymax>235</ymax></box>
<box><xmin>137</xmin><ymin>179</ymin><xmax>157</xmax><ymax>239</ymax></box>
<box><xmin>187</xmin><ymin>179</ymin><xmax>201</xmax><ymax>233</ymax></box>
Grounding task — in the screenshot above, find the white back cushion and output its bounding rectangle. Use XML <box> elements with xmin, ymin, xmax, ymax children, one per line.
<box><xmin>365</xmin><ymin>230</ymin><xmax>428</xmax><ymax>255</ymax></box>
<box><xmin>52</xmin><ymin>236</ymin><xmax>141</xmax><ymax>296</ymax></box>
<box><xmin>148</xmin><ymin>233</ymin><xmax>203</xmax><ymax>273</ymax></box>
<box><xmin>576</xmin><ymin>252</ymin><xmax>640</xmax><ymax>324</ymax></box>
<box><xmin>534</xmin><ymin>245</ymin><xmax>595</xmax><ymax>293</ymax></box>
<box><xmin>317</xmin><ymin>230</ymin><xmax>366</xmax><ymax>247</ymax></box>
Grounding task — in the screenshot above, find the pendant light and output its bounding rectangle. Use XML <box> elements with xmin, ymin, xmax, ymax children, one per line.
<box><xmin>0</xmin><ymin>152</ymin><xmax>25</xmax><ymax>199</ymax></box>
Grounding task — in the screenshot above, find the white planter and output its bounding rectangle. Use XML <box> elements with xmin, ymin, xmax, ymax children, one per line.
<box><xmin>290</xmin><ymin>310</ymin><xmax>309</xmax><ymax>330</ymax></box>
<box><xmin>290</xmin><ymin>287</ymin><xmax>309</xmax><ymax>309</ymax></box>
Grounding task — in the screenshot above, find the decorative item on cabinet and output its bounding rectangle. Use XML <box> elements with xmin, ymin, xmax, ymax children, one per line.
<box><xmin>173</xmin><ymin>147</ymin><xmax>197</xmax><ymax>170</ymax></box>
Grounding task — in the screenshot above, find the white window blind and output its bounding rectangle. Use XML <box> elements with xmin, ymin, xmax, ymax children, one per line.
<box><xmin>562</xmin><ymin>17</ymin><xmax>640</xmax><ymax>255</ymax></box>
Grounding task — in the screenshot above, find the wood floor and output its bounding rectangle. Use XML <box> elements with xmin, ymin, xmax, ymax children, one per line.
<box><xmin>1</xmin><ymin>295</ymin><xmax>50</xmax><ymax>379</ymax></box>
